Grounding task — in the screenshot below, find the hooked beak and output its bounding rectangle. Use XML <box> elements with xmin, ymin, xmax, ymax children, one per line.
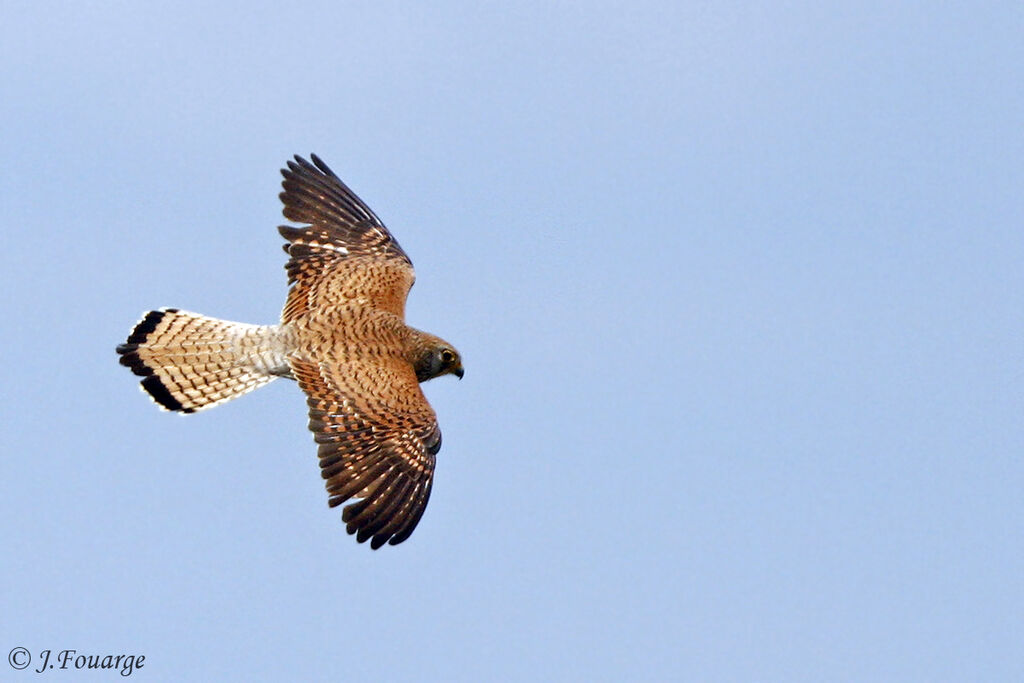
<box><xmin>453</xmin><ymin>364</ymin><xmax>464</xmax><ymax>380</ymax></box>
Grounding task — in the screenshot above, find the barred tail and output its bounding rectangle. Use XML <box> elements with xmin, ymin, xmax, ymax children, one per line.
<box><xmin>116</xmin><ymin>308</ymin><xmax>287</xmax><ymax>414</ymax></box>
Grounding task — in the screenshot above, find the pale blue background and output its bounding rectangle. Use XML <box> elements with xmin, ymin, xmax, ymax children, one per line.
<box><xmin>2</xmin><ymin>2</ymin><xmax>1022</xmax><ymax>681</ymax></box>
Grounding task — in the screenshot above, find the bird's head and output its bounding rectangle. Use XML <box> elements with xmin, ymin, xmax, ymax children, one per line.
<box><xmin>411</xmin><ymin>333</ymin><xmax>464</xmax><ymax>382</ymax></box>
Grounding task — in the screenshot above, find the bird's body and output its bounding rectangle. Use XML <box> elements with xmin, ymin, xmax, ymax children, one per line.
<box><xmin>117</xmin><ymin>155</ymin><xmax>462</xmax><ymax>548</ymax></box>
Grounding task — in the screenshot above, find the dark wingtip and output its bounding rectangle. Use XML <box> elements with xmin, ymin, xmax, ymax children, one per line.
<box><xmin>282</xmin><ymin>153</ymin><xmax>335</xmax><ymax>181</ymax></box>
<box><xmin>309</xmin><ymin>153</ymin><xmax>336</xmax><ymax>178</ymax></box>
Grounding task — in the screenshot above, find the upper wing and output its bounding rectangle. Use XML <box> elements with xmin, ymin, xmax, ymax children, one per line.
<box><xmin>277</xmin><ymin>155</ymin><xmax>415</xmax><ymax>322</ymax></box>
<box><xmin>291</xmin><ymin>356</ymin><xmax>440</xmax><ymax>549</ymax></box>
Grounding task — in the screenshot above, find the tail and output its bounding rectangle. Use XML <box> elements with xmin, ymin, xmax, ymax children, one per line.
<box><xmin>116</xmin><ymin>308</ymin><xmax>287</xmax><ymax>414</ymax></box>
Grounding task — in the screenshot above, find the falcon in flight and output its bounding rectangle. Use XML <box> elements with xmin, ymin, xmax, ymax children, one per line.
<box><xmin>117</xmin><ymin>155</ymin><xmax>463</xmax><ymax>549</ymax></box>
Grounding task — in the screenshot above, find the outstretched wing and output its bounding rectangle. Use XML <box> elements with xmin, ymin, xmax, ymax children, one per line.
<box><xmin>291</xmin><ymin>356</ymin><xmax>439</xmax><ymax>549</ymax></box>
<box><xmin>278</xmin><ymin>154</ymin><xmax>415</xmax><ymax>322</ymax></box>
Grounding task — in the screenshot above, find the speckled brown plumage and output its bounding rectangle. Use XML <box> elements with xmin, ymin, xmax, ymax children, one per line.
<box><xmin>117</xmin><ymin>154</ymin><xmax>463</xmax><ymax>549</ymax></box>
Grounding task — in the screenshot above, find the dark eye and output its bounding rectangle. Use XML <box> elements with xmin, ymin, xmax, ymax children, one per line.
<box><xmin>441</xmin><ymin>350</ymin><xmax>454</xmax><ymax>365</ymax></box>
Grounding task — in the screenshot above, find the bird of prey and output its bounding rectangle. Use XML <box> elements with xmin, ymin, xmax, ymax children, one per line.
<box><xmin>116</xmin><ymin>154</ymin><xmax>463</xmax><ymax>549</ymax></box>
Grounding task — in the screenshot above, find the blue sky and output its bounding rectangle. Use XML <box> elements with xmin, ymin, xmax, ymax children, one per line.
<box><xmin>1</xmin><ymin>2</ymin><xmax>1022</xmax><ymax>680</ymax></box>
